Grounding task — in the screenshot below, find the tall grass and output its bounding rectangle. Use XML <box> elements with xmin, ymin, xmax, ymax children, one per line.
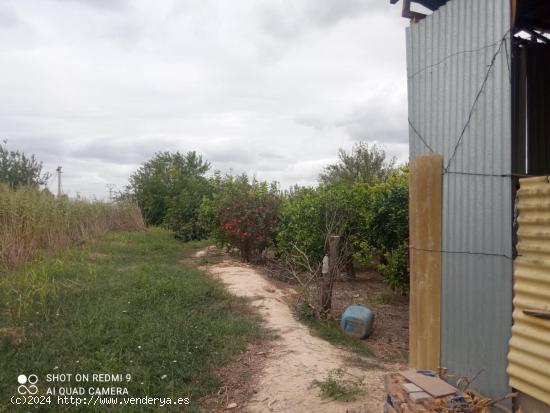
<box><xmin>0</xmin><ymin>184</ymin><xmax>145</xmax><ymax>272</ymax></box>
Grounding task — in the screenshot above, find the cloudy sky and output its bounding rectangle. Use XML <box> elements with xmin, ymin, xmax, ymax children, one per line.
<box><xmin>1</xmin><ymin>0</ymin><xmax>409</xmax><ymax>198</ymax></box>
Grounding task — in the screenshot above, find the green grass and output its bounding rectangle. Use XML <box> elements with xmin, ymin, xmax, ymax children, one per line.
<box><xmin>295</xmin><ymin>303</ymin><xmax>373</xmax><ymax>358</ymax></box>
<box><xmin>0</xmin><ymin>229</ymin><xmax>263</xmax><ymax>412</ymax></box>
<box><xmin>312</xmin><ymin>368</ymin><xmax>364</xmax><ymax>402</ymax></box>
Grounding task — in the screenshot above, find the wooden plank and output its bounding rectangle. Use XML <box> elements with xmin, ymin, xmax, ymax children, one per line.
<box><xmin>400</xmin><ymin>369</ymin><xmax>457</xmax><ymax>398</ymax></box>
<box><xmin>409</xmin><ymin>154</ymin><xmax>442</xmax><ymax>370</ymax></box>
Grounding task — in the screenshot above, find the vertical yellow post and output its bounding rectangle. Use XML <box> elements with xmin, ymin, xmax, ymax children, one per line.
<box><xmin>409</xmin><ymin>154</ymin><xmax>442</xmax><ymax>371</ymax></box>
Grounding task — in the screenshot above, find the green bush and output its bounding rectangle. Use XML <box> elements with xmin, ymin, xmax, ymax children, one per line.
<box><xmin>276</xmin><ymin>186</ymin><xmax>326</xmax><ymax>268</ymax></box>
<box><xmin>126</xmin><ymin>151</ymin><xmax>212</xmax><ymax>241</ymax></box>
<box><xmin>200</xmin><ymin>174</ymin><xmax>280</xmax><ymax>262</ymax></box>
<box><xmin>163</xmin><ymin>176</ymin><xmax>213</xmax><ymax>241</ymax></box>
<box><xmin>378</xmin><ymin>242</ymin><xmax>409</xmax><ymax>294</ymax></box>
<box><xmin>359</xmin><ymin>169</ymin><xmax>409</xmax><ymax>254</ymax></box>
<box><xmin>355</xmin><ymin>168</ymin><xmax>409</xmax><ymax>291</ymax></box>
<box><xmin>275</xmin><ymin>184</ymin><xmax>363</xmax><ymax>272</ymax></box>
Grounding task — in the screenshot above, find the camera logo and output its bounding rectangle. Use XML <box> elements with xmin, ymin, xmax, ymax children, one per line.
<box><xmin>17</xmin><ymin>374</ymin><xmax>38</xmax><ymax>395</ymax></box>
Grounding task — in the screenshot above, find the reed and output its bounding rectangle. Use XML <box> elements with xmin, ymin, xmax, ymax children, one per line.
<box><xmin>0</xmin><ymin>184</ymin><xmax>145</xmax><ymax>272</ymax></box>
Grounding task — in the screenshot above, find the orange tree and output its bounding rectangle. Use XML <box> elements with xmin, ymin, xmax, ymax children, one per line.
<box><xmin>199</xmin><ymin>174</ymin><xmax>280</xmax><ymax>262</ymax></box>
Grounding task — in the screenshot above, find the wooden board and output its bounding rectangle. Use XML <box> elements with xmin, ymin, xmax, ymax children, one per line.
<box><xmin>409</xmin><ymin>154</ymin><xmax>442</xmax><ymax>370</ymax></box>
<box><xmin>400</xmin><ymin>369</ymin><xmax>456</xmax><ymax>398</ymax></box>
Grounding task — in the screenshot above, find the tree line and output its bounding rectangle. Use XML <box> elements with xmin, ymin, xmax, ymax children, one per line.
<box><xmin>124</xmin><ymin>142</ymin><xmax>409</xmax><ymax>293</ymax></box>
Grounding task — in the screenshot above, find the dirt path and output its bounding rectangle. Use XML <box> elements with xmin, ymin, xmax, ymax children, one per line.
<box><xmin>200</xmin><ymin>251</ymin><xmax>403</xmax><ymax>413</ymax></box>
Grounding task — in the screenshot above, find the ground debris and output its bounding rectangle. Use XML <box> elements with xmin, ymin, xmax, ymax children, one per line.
<box><xmin>384</xmin><ymin>372</ymin><xmax>516</xmax><ymax>413</ymax></box>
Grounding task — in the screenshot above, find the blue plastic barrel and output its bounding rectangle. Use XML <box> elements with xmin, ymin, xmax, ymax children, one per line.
<box><xmin>340</xmin><ymin>305</ymin><xmax>374</xmax><ymax>339</ymax></box>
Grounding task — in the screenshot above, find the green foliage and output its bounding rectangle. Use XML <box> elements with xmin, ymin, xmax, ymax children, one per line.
<box><xmin>359</xmin><ymin>169</ymin><xmax>409</xmax><ymax>253</ymax></box>
<box><xmin>319</xmin><ymin>142</ymin><xmax>395</xmax><ymax>186</ymax></box>
<box><xmin>276</xmin><ymin>184</ymin><xmax>363</xmax><ymax>271</ymax></box>
<box><xmin>127</xmin><ymin>151</ymin><xmax>212</xmax><ymax>240</ymax></box>
<box><xmin>200</xmin><ymin>174</ymin><xmax>280</xmax><ymax>262</ymax></box>
<box><xmin>0</xmin><ymin>230</ymin><xmax>264</xmax><ymax>412</ymax></box>
<box><xmin>276</xmin><ymin>186</ymin><xmax>326</xmax><ymax>267</ymax></box>
<box><xmin>355</xmin><ymin>168</ymin><xmax>409</xmax><ymax>291</ymax></box>
<box><xmin>312</xmin><ymin>368</ymin><xmax>365</xmax><ymax>402</ymax></box>
<box><xmin>378</xmin><ymin>241</ymin><xmax>409</xmax><ymax>294</ymax></box>
<box><xmin>0</xmin><ymin>141</ymin><xmax>50</xmax><ymax>189</ymax></box>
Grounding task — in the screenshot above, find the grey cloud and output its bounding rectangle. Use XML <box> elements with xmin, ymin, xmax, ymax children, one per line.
<box><xmin>294</xmin><ymin>114</ymin><xmax>327</xmax><ymax>132</ymax></box>
<box><xmin>336</xmin><ymin>93</ymin><xmax>408</xmax><ymax>144</ymax></box>
<box><xmin>0</xmin><ymin>4</ymin><xmax>20</xmax><ymax>28</ymax></box>
<box><xmin>53</xmin><ymin>0</ymin><xmax>129</xmax><ymax>11</ymax></box>
<box><xmin>257</xmin><ymin>0</ymin><xmax>381</xmax><ymax>40</ymax></box>
<box><xmin>1</xmin><ymin>0</ymin><xmax>409</xmax><ymax>198</ymax></box>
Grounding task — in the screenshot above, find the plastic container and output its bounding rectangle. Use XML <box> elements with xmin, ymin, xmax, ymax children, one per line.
<box><xmin>340</xmin><ymin>305</ymin><xmax>375</xmax><ymax>339</ymax></box>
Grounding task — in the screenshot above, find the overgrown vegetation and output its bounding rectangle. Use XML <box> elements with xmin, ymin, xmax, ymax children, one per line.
<box><xmin>0</xmin><ymin>230</ymin><xmax>264</xmax><ymax>412</ymax></box>
<box><xmin>0</xmin><ymin>184</ymin><xmax>144</xmax><ymax>272</ymax></box>
<box><xmin>312</xmin><ymin>368</ymin><xmax>365</xmax><ymax>402</ymax></box>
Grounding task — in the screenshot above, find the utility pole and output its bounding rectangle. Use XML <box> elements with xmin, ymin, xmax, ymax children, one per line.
<box><xmin>106</xmin><ymin>184</ymin><xmax>115</xmax><ymax>202</ymax></box>
<box><xmin>56</xmin><ymin>166</ymin><xmax>63</xmax><ymax>197</ymax></box>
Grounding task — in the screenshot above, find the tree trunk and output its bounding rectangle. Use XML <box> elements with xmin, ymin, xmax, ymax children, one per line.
<box><xmin>320</xmin><ymin>235</ymin><xmax>340</xmax><ymax>319</ymax></box>
<box><xmin>344</xmin><ymin>255</ymin><xmax>356</xmax><ymax>280</ymax></box>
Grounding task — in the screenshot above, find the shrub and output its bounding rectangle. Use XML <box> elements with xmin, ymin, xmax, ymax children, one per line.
<box><xmin>163</xmin><ymin>176</ymin><xmax>213</xmax><ymax>241</ymax></box>
<box><xmin>276</xmin><ymin>187</ymin><xmax>326</xmax><ymax>269</ymax></box>
<box><xmin>200</xmin><ymin>174</ymin><xmax>280</xmax><ymax>262</ymax></box>
<box><xmin>127</xmin><ymin>151</ymin><xmax>211</xmax><ymax>239</ymax></box>
<box><xmin>359</xmin><ymin>169</ymin><xmax>408</xmax><ymax>254</ymax></box>
<box><xmin>378</xmin><ymin>242</ymin><xmax>409</xmax><ymax>294</ymax></box>
<box><xmin>355</xmin><ymin>168</ymin><xmax>409</xmax><ymax>291</ymax></box>
<box><xmin>275</xmin><ymin>184</ymin><xmax>364</xmax><ymax>273</ymax></box>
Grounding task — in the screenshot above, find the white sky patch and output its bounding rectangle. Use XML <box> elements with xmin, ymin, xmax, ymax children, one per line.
<box><xmin>1</xmin><ymin>0</ymin><xmax>409</xmax><ymax>198</ymax></box>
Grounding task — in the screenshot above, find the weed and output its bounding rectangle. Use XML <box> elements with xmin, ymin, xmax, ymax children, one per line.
<box><xmin>312</xmin><ymin>368</ymin><xmax>365</xmax><ymax>402</ymax></box>
<box><xmin>0</xmin><ymin>230</ymin><xmax>264</xmax><ymax>412</ymax></box>
<box><xmin>343</xmin><ymin>355</ymin><xmax>383</xmax><ymax>370</ymax></box>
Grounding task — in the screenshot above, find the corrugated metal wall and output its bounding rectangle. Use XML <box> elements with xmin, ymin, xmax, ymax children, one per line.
<box><xmin>508</xmin><ymin>176</ymin><xmax>550</xmax><ymax>406</ymax></box>
<box><xmin>406</xmin><ymin>0</ymin><xmax>513</xmax><ymax>400</ymax></box>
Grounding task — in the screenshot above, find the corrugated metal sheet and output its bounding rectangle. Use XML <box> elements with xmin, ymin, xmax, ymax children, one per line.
<box><xmin>406</xmin><ymin>0</ymin><xmax>513</xmax><ymax>401</ymax></box>
<box><xmin>508</xmin><ymin>176</ymin><xmax>550</xmax><ymax>405</ymax></box>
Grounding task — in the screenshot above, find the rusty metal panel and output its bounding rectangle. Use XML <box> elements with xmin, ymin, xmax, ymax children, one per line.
<box><xmin>409</xmin><ymin>154</ymin><xmax>442</xmax><ymax>371</ymax></box>
<box><xmin>508</xmin><ymin>176</ymin><xmax>550</xmax><ymax>406</ymax></box>
<box><xmin>406</xmin><ymin>0</ymin><xmax>512</xmax><ymax>401</ymax></box>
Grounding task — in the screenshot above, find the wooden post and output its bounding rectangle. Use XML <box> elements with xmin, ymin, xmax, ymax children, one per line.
<box><xmin>409</xmin><ymin>154</ymin><xmax>442</xmax><ymax>371</ymax></box>
<box><xmin>320</xmin><ymin>235</ymin><xmax>340</xmax><ymax>319</ymax></box>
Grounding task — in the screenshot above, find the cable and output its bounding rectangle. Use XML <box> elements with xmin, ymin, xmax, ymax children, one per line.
<box><xmin>407</xmin><ymin>31</ymin><xmax>511</xmax><ymax>167</ymax></box>
<box><xmin>503</xmin><ymin>39</ymin><xmax>512</xmax><ymax>83</ymax></box>
<box><xmin>445</xmin><ymin>32</ymin><xmax>510</xmax><ymax>172</ymax></box>
<box><xmin>407</xmin><ymin>39</ymin><xmax>502</xmax><ymax>80</ymax></box>
<box><xmin>408</xmin><ymin>118</ymin><xmax>435</xmax><ymax>154</ymax></box>
<box><xmin>443</xmin><ymin>171</ymin><xmax>534</xmax><ymax>178</ymax></box>
<box><xmin>409</xmin><ymin>246</ymin><xmax>514</xmax><ymax>261</ymax></box>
